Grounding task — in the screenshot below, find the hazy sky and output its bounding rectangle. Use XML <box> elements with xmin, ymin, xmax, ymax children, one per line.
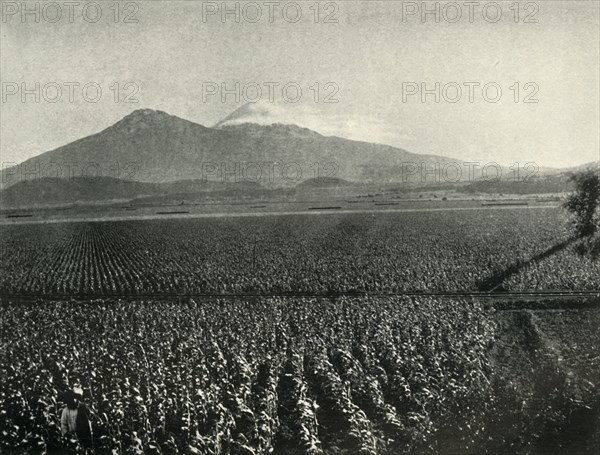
<box><xmin>1</xmin><ymin>0</ymin><xmax>599</xmax><ymax>168</ymax></box>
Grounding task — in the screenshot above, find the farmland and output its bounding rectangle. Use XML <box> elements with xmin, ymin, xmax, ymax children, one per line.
<box><xmin>1</xmin><ymin>297</ymin><xmax>599</xmax><ymax>454</ymax></box>
<box><xmin>0</xmin><ymin>208</ymin><xmax>597</xmax><ymax>295</ymax></box>
<box><xmin>0</xmin><ymin>207</ymin><xmax>599</xmax><ymax>454</ymax></box>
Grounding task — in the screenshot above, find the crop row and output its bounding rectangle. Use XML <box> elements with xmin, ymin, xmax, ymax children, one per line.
<box><xmin>0</xmin><ymin>209</ymin><xmax>596</xmax><ymax>294</ymax></box>
<box><xmin>2</xmin><ymin>297</ymin><xmax>598</xmax><ymax>454</ymax></box>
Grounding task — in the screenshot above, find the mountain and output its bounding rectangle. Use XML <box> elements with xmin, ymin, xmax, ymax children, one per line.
<box><xmin>2</xmin><ymin>106</ymin><xmax>594</xmax><ymax>208</ymax></box>
<box><xmin>1</xmin><ymin>106</ymin><xmax>458</xmax><ymax>193</ymax></box>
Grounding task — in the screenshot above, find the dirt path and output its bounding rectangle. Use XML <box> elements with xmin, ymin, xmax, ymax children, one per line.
<box><xmin>491</xmin><ymin>308</ymin><xmax>600</xmax><ymax>453</ymax></box>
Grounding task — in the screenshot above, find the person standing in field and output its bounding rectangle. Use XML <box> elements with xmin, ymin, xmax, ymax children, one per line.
<box><xmin>61</xmin><ymin>388</ymin><xmax>93</xmax><ymax>450</ymax></box>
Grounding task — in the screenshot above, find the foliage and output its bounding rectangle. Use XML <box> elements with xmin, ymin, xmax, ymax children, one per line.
<box><xmin>1</xmin><ymin>298</ymin><xmax>597</xmax><ymax>454</ymax></box>
<box><xmin>1</xmin><ymin>209</ymin><xmax>598</xmax><ymax>294</ymax></box>
<box><xmin>564</xmin><ymin>170</ymin><xmax>600</xmax><ymax>237</ymax></box>
<box><xmin>0</xmin><ymin>297</ymin><xmax>494</xmax><ymax>454</ymax></box>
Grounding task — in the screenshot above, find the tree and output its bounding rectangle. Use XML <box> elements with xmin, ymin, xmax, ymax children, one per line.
<box><xmin>563</xmin><ymin>170</ymin><xmax>600</xmax><ymax>236</ymax></box>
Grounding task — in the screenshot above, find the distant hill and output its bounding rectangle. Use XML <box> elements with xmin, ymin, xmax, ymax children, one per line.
<box><xmin>545</xmin><ymin>161</ymin><xmax>599</xmax><ymax>175</ymax></box>
<box><xmin>462</xmin><ymin>172</ymin><xmax>576</xmax><ymax>195</ymax></box>
<box><xmin>0</xmin><ymin>176</ymin><xmax>263</xmax><ymax>209</ymax></box>
<box><xmin>0</xmin><ymin>177</ymin><xmax>153</xmax><ymax>208</ymax></box>
<box><xmin>295</xmin><ymin>177</ymin><xmax>355</xmax><ymax>189</ymax></box>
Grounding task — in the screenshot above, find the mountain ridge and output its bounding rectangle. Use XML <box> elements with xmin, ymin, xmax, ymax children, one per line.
<box><xmin>1</xmin><ymin>107</ymin><xmax>459</xmax><ymax>191</ymax></box>
<box><xmin>2</xmin><ymin>106</ymin><xmax>593</xmax><ymax>210</ymax></box>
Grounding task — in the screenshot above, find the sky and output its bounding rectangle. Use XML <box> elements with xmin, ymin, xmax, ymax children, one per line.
<box><xmin>1</xmin><ymin>0</ymin><xmax>599</xmax><ymax>168</ymax></box>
